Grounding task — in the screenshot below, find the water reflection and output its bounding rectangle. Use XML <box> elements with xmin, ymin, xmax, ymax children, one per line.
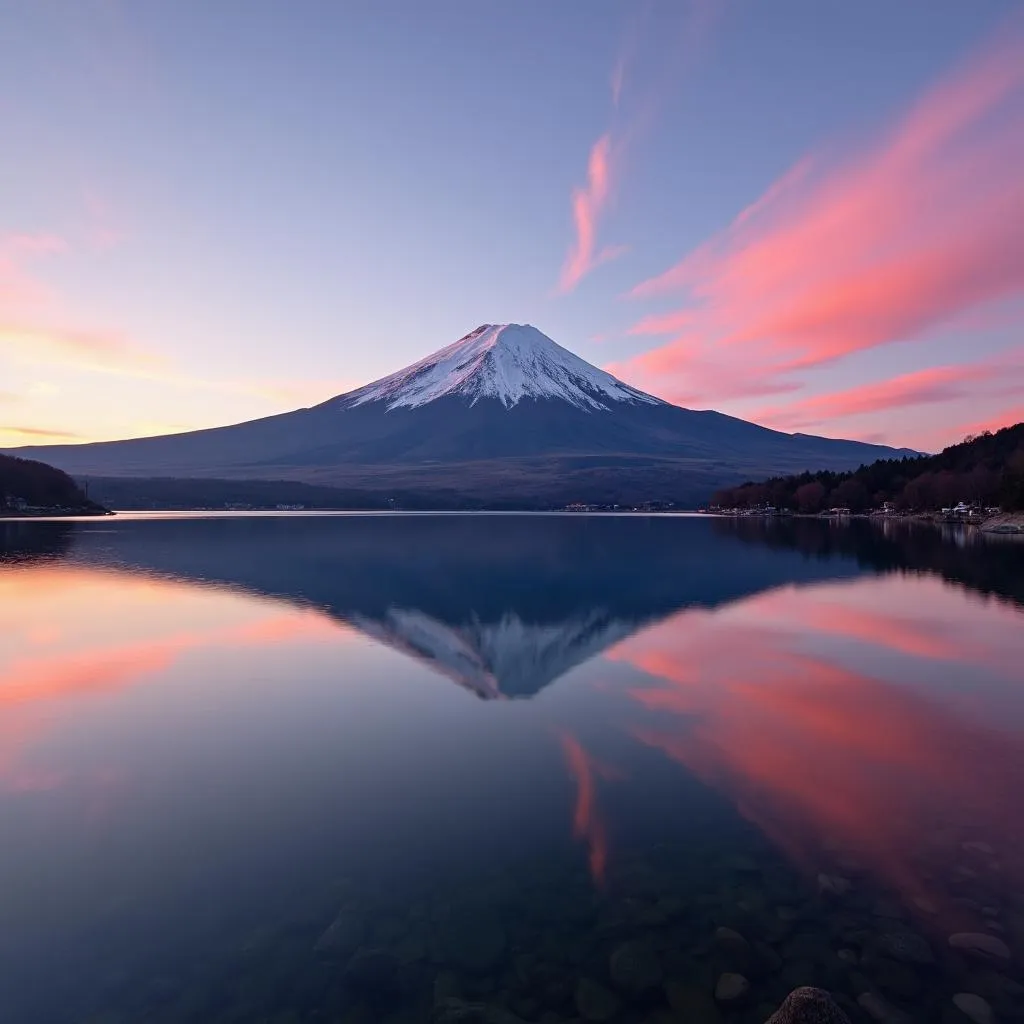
<box><xmin>33</xmin><ymin>514</ymin><xmax>873</xmax><ymax>698</ymax></box>
<box><xmin>1</xmin><ymin>514</ymin><xmax>1023</xmax><ymax>1023</ymax></box>
<box><xmin>0</xmin><ymin>563</ymin><xmax>344</xmax><ymax>793</ymax></box>
<box><xmin>607</xmin><ymin>577</ymin><xmax>1024</xmax><ymax>931</ymax></box>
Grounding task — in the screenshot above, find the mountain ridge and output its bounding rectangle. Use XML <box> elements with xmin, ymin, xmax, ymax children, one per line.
<box><xmin>3</xmin><ymin>323</ymin><xmax>917</xmax><ymax>506</ymax></box>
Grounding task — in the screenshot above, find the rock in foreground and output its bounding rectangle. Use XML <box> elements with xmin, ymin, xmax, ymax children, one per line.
<box><xmin>765</xmin><ymin>987</ymin><xmax>852</xmax><ymax>1024</ymax></box>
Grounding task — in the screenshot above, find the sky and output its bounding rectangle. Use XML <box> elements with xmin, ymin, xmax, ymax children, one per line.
<box><xmin>2</xmin><ymin>0</ymin><xmax>1023</xmax><ymax>452</ymax></box>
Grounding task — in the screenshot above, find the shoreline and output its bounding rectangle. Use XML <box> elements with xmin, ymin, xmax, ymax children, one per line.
<box><xmin>0</xmin><ymin>508</ymin><xmax>113</xmax><ymax>520</ymax></box>
<box><xmin>708</xmin><ymin>510</ymin><xmax>1024</xmax><ymax>532</ymax></box>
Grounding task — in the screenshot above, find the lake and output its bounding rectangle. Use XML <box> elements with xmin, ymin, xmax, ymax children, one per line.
<box><xmin>1</xmin><ymin>512</ymin><xmax>1022</xmax><ymax>1024</ymax></box>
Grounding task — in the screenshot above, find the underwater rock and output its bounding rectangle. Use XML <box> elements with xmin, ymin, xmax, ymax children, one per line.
<box><xmin>877</xmin><ymin>929</ymin><xmax>934</xmax><ymax>965</ymax></box>
<box><xmin>713</xmin><ymin>927</ymin><xmax>751</xmax><ymax>972</ymax></box>
<box><xmin>574</xmin><ymin>978</ymin><xmax>620</xmax><ymax>1022</ymax></box>
<box><xmin>948</xmin><ymin>933</ymin><xmax>1011</xmax><ymax>962</ymax></box>
<box><xmin>609</xmin><ymin>939</ymin><xmax>662</xmax><ymax>993</ymax></box>
<box><xmin>764</xmin><ymin>987</ymin><xmax>852</xmax><ymax>1024</ymax></box>
<box><xmin>714</xmin><ymin>972</ymin><xmax>749</xmax><ymax>1002</ymax></box>
<box><xmin>952</xmin><ymin>994</ymin><xmax>994</xmax><ymax>1024</ymax></box>
<box><xmin>314</xmin><ymin>908</ymin><xmax>366</xmax><ymax>957</ymax></box>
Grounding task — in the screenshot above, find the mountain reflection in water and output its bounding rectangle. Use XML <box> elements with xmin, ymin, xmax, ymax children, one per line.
<box><xmin>1</xmin><ymin>513</ymin><xmax>1023</xmax><ymax>1023</ymax></box>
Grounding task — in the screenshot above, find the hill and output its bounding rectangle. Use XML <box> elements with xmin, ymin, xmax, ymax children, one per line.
<box><xmin>0</xmin><ymin>454</ymin><xmax>108</xmax><ymax>515</ymax></box>
<box><xmin>3</xmin><ymin>324</ymin><xmax>915</xmax><ymax>508</ymax></box>
<box><xmin>712</xmin><ymin>422</ymin><xmax>1024</xmax><ymax>513</ymax></box>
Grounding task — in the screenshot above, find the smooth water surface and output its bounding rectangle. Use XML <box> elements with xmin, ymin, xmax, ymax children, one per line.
<box><xmin>1</xmin><ymin>513</ymin><xmax>1023</xmax><ymax>1024</ymax></box>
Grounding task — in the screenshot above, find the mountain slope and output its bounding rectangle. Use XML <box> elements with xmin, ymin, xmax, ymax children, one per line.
<box><xmin>3</xmin><ymin>324</ymin><xmax>916</xmax><ymax>505</ymax></box>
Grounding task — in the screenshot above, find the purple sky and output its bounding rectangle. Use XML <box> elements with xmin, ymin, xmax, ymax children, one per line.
<box><xmin>2</xmin><ymin>0</ymin><xmax>1022</xmax><ymax>451</ymax></box>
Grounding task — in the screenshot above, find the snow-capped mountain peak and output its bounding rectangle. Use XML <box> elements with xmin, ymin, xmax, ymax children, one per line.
<box><xmin>341</xmin><ymin>323</ymin><xmax>664</xmax><ymax>411</ymax></box>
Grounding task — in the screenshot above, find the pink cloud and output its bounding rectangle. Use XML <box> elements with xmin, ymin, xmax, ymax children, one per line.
<box><xmin>557</xmin><ymin>134</ymin><xmax>626</xmax><ymax>294</ymax></box>
<box><xmin>752</xmin><ymin>359</ymin><xmax>1023</xmax><ymax>433</ymax></box>
<box><xmin>619</xmin><ymin>22</ymin><xmax>1024</xmax><ymax>405</ymax></box>
<box><xmin>607</xmin><ymin>339</ymin><xmax>803</xmax><ymax>406</ymax></box>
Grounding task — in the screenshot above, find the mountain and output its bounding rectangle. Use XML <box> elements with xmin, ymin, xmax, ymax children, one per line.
<box><xmin>4</xmin><ymin>324</ymin><xmax>917</xmax><ymax>506</ymax></box>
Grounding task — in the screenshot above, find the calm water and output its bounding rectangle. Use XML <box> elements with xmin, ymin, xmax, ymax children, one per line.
<box><xmin>1</xmin><ymin>513</ymin><xmax>1023</xmax><ymax>1024</ymax></box>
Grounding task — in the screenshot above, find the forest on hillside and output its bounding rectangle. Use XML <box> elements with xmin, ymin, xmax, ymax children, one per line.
<box><xmin>0</xmin><ymin>454</ymin><xmax>107</xmax><ymax>513</ymax></box>
<box><xmin>712</xmin><ymin>422</ymin><xmax>1024</xmax><ymax>514</ymax></box>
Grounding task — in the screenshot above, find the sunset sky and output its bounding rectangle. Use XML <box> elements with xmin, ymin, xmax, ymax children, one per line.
<box><xmin>2</xmin><ymin>0</ymin><xmax>1023</xmax><ymax>451</ymax></box>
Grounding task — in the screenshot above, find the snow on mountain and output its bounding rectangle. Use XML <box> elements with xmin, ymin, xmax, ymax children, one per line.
<box><xmin>342</xmin><ymin>323</ymin><xmax>663</xmax><ymax>411</ymax></box>
<box><xmin>349</xmin><ymin>606</ymin><xmax>641</xmax><ymax>699</ymax></box>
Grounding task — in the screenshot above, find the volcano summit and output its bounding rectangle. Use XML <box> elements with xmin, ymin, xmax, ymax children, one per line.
<box><xmin>5</xmin><ymin>324</ymin><xmax>915</xmax><ymax>507</ymax></box>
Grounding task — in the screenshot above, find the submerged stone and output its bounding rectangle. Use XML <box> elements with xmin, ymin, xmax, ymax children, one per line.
<box><xmin>948</xmin><ymin>933</ymin><xmax>1011</xmax><ymax>962</ymax></box>
<box><xmin>714</xmin><ymin>972</ymin><xmax>749</xmax><ymax>1002</ymax></box>
<box><xmin>765</xmin><ymin>987</ymin><xmax>852</xmax><ymax>1024</ymax></box>
<box><xmin>713</xmin><ymin>926</ymin><xmax>751</xmax><ymax>972</ymax></box>
<box><xmin>952</xmin><ymin>994</ymin><xmax>994</xmax><ymax>1024</ymax></box>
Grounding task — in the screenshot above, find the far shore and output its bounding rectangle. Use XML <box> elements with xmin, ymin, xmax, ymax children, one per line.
<box><xmin>708</xmin><ymin>508</ymin><xmax>1024</xmax><ymax>534</ymax></box>
<box><xmin>0</xmin><ymin>508</ymin><xmax>113</xmax><ymax>520</ymax></box>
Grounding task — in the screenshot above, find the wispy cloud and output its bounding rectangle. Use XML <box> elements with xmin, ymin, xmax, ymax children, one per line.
<box><xmin>619</xmin><ymin>21</ymin><xmax>1024</xmax><ymax>401</ymax></box>
<box><xmin>557</xmin><ymin>135</ymin><xmax>626</xmax><ymax>294</ymax></box>
<box><xmin>752</xmin><ymin>358</ymin><xmax>1024</xmax><ymax>433</ymax></box>
<box><xmin>556</xmin><ymin>1</ymin><xmax>718</xmax><ymax>295</ymax></box>
<box><xmin>0</xmin><ymin>425</ymin><xmax>83</xmax><ymax>442</ymax></box>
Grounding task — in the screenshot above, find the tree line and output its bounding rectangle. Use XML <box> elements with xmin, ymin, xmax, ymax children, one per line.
<box><xmin>0</xmin><ymin>454</ymin><xmax>106</xmax><ymax>512</ymax></box>
<box><xmin>712</xmin><ymin>422</ymin><xmax>1024</xmax><ymax>514</ymax></box>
